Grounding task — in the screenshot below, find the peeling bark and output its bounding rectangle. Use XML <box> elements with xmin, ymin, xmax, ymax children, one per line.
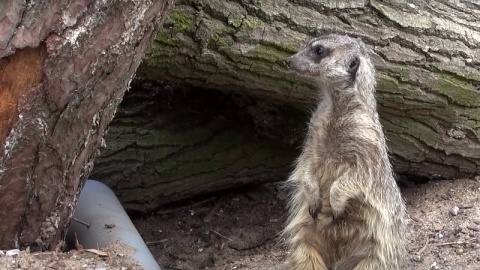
<box><xmin>138</xmin><ymin>0</ymin><xmax>480</xmax><ymax>179</ymax></box>
<box><xmin>0</xmin><ymin>0</ymin><xmax>174</xmax><ymax>250</ymax></box>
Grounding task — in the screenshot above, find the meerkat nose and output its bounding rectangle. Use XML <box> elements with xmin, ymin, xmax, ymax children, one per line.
<box><xmin>285</xmin><ymin>56</ymin><xmax>292</xmax><ymax>67</ymax></box>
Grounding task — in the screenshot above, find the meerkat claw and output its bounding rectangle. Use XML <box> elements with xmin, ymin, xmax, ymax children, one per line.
<box><xmin>309</xmin><ymin>204</ymin><xmax>320</xmax><ymax>219</ymax></box>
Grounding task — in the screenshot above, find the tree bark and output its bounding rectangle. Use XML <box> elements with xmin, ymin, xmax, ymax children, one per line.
<box><xmin>91</xmin><ymin>79</ymin><xmax>298</xmax><ymax>212</ymax></box>
<box><xmin>0</xmin><ymin>0</ymin><xmax>174</xmax><ymax>250</ymax></box>
<box><xmin>138</xmin><ymin>0</ymin><xmax>480</xmax><ymax>179</ymax></box>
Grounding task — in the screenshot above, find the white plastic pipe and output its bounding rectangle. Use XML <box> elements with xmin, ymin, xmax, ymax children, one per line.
<box><xmin>66</xmin><ymin>180</ymin><xmax>161</xmax><ymax>270</ymax></box>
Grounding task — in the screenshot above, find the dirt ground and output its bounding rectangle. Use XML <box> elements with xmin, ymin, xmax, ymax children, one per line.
<box><xmin>1</xmin><ymin>178</ymin><xmax>479</xmax><ymax>270</ymax></box>
<box><xmin>135</xmin><ymin>178</ymin><xmax>480</xmax><ymax>270</ymax></box>
<box><xmin>0</xmin><ymin>242</ymin><xmax>143</xmax><ymax>270</ymax></box>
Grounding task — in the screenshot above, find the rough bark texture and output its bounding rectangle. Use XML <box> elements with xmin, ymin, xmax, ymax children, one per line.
<box><xmin>138</xmin><ymin>0</ymin><xmax>480</xmax><ymax>179</ymax></box>
<box><xmin>0</xmin><ymin>0</ymin><xmax>174</xmax><ymax>250</ymax></box>
<box><xmin>91</xmin><ymin>80</ymin><xmax>298</xmax><ymax>212</ymax></box>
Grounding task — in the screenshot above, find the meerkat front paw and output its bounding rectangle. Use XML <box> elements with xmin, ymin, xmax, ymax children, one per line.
<box><xmin>308</xmin><ymin>201</ymin><xmax>322</xmax><ymax>219</ymax></box>
<box><xmin>330</xmin><ymin>196</ymin><xmax>348</xmax><ymax>221</ymax></box>
<box><xmin>329</xmin><ymin>176</ymin><xmax>354</xmax><ymax>220</ymax></box>
<box><xmin>300</xmin><ymin>178</ymin><xmax>322</xmax><ymax>220</ymax></box>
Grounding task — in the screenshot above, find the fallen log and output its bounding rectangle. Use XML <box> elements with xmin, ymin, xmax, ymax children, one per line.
<box><xmin>138</xmin><ymin>0</ymin><xmax>480</xmax><ymax>179</ymax></box>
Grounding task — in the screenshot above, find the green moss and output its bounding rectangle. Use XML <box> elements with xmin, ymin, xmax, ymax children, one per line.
<box><xmin>268</xmin><ymin>41</ymin><xmax>300</xmax><ymax>54</ymax></box>
<box><xmin>387</xmin><ymin>66</ymin><xmax>411</xmax><ymax>81</ymax></box>
<box><xmin>243</xmin><ymin>44</ymin><xmax>293</xmax><ymax>63</ymax></box>
<box><xmin>382</xmin><ymin>114</ymin><xmax>440</xmax><ymax>148</ymax></box>
<box><xmin>243</xmin><ymin>17</ymin><xmax>262</xmax><ymax>29</ymax></box>
<box><xmin>383</xmin><ymin>132</ymin><xmax>425</xmax><ymax>161</ymax></box>
<box><xmin>212</xmin><ymin>33</ymin><xmax>234</xmax><ymax>49</ymax></box>
<box><xmin>462</xmin><ymin>107</ymin><xmax>480</xmax><ymax>121</ymax></box>
<box><xmin>377</xmin><ymin>74</ymin><xmax>400</xmax><ymax>94</ymax></box>
<box><xmin>433</xmin><ymin>76</ymin><xmax>479</xmax><ymax>107</ymax></box>
<box><xmin>170</xmin><ymin>9</ymin><xmax>195</xmax><ymax>33</ymax></box>
<box><xmin>155</xmin><ymin>32</ymin><xmax>171</xmax><ymax>44</ymax></box>
<box><xmin>227</xmin><ymin>13</ymin><xmax>244</xmax><ymax>28</ymax></box>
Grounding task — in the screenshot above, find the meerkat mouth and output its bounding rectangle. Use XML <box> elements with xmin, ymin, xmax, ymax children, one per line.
<box><xmin>285</xmin><ymin>55</ymin><xmax>316</xmax><ymax>78</ymax></box>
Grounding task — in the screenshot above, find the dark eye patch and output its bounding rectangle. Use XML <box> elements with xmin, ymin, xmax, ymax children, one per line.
<box><xmin>310</xmin><ymin>44</ymin><xmax>331</xmax><ymax>61</ymax></box>
<box><xmin>313</xmin><ymin>45</ymin><xmax>325</xmax><ymax>56</ymax></box>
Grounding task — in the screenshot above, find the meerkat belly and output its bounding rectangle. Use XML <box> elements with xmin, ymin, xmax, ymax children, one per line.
<box><xmin>313</xmin><ymin>197</ymin><xmax>374</xmax><ymax>267</ymax></box>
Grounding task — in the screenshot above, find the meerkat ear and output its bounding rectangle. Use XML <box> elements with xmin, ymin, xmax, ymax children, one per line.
<box><xmin>355</xmin><ymin>37</ymin><xmax>387</xmax><ymax>69</ymax></box>
<box><xmin>368</xmin><ymin>50</ymin><xmax>387</xmax><ymax>69</ymax></box>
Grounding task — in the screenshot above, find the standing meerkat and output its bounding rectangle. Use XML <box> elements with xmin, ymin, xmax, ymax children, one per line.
<box><xmin>283</xmin><ymin>34</ymin><xmax>408</xmax><ymax>270</ymax></box>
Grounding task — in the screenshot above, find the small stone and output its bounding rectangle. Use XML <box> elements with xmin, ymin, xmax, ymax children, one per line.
<box><xmin>468</xmin><ymin>226</ymin><xmax>480</xmax><ymax>232</ymax></box>
<box><xmin>430</xmin><ymin>261</ymin><xmax>440</xmax><ymax>269</ymax></box>
<box><xmin>433</xmin><ymin>224</ymin><xmax>443</xmax><ymax>231</ymax></box>
<box><xmin>47</xmin><ymin>261</ymin><xmax>59</xmax><ymax>269</ymax></box>
<box><xmin>412</xmin><ymin>255</ymin><xmax>423</xmax><ymax>262</ymax></box>
<box><xmin>450</xmin><ymin>206</ymin><xmax>459</xmax><ymax>216</ymax></box>
<box><xmin>452</xmin><ymin>227</ymin><xmax>462</xmax><ymax>235</ymax></box>
<box><xmin>455</xmin><ymin>248</ymin><xmax>464</xmax><ymax>255</ymax></box>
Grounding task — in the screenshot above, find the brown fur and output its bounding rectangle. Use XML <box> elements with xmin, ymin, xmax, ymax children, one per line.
<box><xmin>283</xmin><ymin>34</ymin><xmax>407</xmax><ymax>270</ymax></box>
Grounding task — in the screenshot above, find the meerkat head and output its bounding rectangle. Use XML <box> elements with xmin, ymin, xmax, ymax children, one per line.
<box><xmin>286</xmin><ymin>34</ymin><xmax>379</xmax><ymax>92</ymax></box>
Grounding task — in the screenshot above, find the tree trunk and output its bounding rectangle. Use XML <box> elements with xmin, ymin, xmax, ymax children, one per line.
<box><xmin>138</xmin><ymin>0</ymin><xmax>480</xmax><ymax>179</ymax></box>
<box><xmin>0</xmin><ymin>0</ymin><xmax>174</xmax><ymax>250</ymax></box>
<box><xmin>91</xmin><ymin>79</ymin><xmax>298</xmax><ymax>212</ymax></box>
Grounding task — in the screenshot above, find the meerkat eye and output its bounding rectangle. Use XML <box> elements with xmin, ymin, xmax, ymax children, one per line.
<box><xmin>312</xmin><ymin>44</ymin><xmax>325</xmax><ymax>57</ymax></box>
<box><xmin>348</xmin><ymin>57</ymin><xmax>360</xmax><ymax>75</ymax></box>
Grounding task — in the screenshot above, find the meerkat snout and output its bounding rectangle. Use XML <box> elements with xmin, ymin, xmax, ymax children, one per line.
<box><xmin>285</xmin><ymin>56</ymin><xmax>292</xmax><ymax>67</ymax></box>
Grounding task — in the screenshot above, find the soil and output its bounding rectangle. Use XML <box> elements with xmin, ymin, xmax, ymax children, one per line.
<box><xmin>1</xmin><ymin>178</ymin><xmax>479</xmax><ymax>270</ymax></box>
<box><xmin>135</xmin><ymin>178</ymin><xmax>480</xmax><ymax>270</ymax></box>
<box><xmin>0</xmin><ymin>242</ymin><xmax>142</xmax><ymax>270</ymax></box>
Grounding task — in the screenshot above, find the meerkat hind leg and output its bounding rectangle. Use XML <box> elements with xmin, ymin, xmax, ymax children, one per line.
<box><xmin>334</xmin><ymin>248</ymin><xmax>372</xmax><ymax>270</ymax></box>
<box><xmin>288</xmin><ymin>241</ymin><xmax>329</xmax><ymax>270</ymax></box>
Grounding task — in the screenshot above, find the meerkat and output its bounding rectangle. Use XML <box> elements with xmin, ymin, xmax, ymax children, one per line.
<box><xmin>283</xmin><ymin>34</ymin><xmax>408</xmax><ymax>270</ymax></box>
